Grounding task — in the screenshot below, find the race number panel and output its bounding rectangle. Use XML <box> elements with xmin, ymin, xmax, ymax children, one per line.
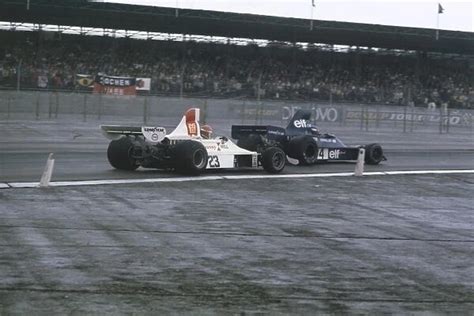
<box><xmin>206</xmin><ymin>154</ymin><xmax>234</xmax><ymax>169</ymax></box>
<box><xmin>317</xmin><ymin>148</ymin><xmax>341</xmax><ymax>160</ymax></box>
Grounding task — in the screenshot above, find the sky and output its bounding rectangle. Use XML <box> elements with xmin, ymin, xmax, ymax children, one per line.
<box><xmin>104</xmin><ymin>0</ymin><xmax>474</xmax><ymax>32</ymax></box>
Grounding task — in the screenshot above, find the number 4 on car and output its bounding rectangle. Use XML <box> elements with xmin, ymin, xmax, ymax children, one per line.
<box><xmin>232</xmin><ymin>109</ymin><xmax>386</xmax><ymax>166</ymax></box>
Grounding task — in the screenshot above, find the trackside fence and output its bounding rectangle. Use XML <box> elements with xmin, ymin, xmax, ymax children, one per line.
<box><xmin>0</xmin><ymin>90</ymin><xmax>472</xmax><ymax>134</ymax></box>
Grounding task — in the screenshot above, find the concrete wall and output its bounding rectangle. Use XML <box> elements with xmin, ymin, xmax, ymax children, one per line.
<box><xmin>1</xmin><ymin>90</ymin><xmax>472</xmax><ymax>134</ymax></box>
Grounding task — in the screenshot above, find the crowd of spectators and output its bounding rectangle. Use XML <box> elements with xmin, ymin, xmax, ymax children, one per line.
<box><xmin>1</xmin><ymin>32</ymin><xmax>473</xmax><ymax>109</ymax></box>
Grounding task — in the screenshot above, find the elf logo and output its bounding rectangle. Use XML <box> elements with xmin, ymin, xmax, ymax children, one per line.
<box><xmin>293</xmin><ymin>119</ymin><xmax>308</xmax><ymax>128</ymax></box>
<box><xmin>318</xmin><ymin>149</ymin><xmax>341</xmax><ymax>160</ymax></box>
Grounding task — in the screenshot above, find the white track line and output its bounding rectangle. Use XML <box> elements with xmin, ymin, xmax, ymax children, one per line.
<box><xmin>1</xmin><ymin>169</ymin><xmax>474</xmax><ymax>189</ymax></box>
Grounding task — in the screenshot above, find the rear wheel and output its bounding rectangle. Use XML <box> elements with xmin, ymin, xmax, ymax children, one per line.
<box><xmin>236</xmin><ymin>134</ymin><xmax>262</xmax><ymax>151</ymax></box>
<box><xmin>107</xmin><ymin>137</ymin><xmax>139</xmax><ymax>170</ymax></box>
<box><xmin>364</xmin><ymin>143</ymin><xmax>384</xmax><ymax>165</ymax></box>
<box><xmin>261</xmin><ymin>147</ymin><xmax>286</xmax><ymax>173</ymax></box>
<box><xmin>287</xmin><ymin>135</ymin><xmax>318</xmax><ymax>165</ymax></box>
<box><xmin>173</xmin><ymin>140</ymin><xmax>208</xmax><ymax>175</ymax></box>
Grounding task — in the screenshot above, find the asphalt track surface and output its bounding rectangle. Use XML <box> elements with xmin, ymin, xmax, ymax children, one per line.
<box><xmin>0</xmin><ymin>119</ymin><xmax>473</xmax><ymax>314</ymax></box>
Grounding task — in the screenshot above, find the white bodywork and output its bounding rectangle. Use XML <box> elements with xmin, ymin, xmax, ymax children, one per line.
<box><xmin>164</xmin><ymin>108</ymin><xmax>258</xmax><ymax>169</ymax></box>
<box><xmin>200</xmin><ymin>138</ymin><xmax>258</xmax><ymax>169</ymax></box>
<box><xmin>101</xmin><ymin>108</ymin><xmax>258</xmax><ymax>169</ymax></box>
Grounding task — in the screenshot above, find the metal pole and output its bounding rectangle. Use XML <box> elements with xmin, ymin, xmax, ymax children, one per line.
<box><xmin>48</xmin><ymin>92</ymin><xmax>53</xmax><ymax>119</ymax></box>
<box><xmin>35</xmin><ymin>93</ymin><xmax>40</xmax><ymax>120</ymax></box>
<box><xmin>438</xmin><ymin>106</ymin><xmax>443</xmax><ymax>134</ymax></box>
<box><xmin>375</xmin><ymin>103</ymin><xmax>380</xmax><ymax>129</ymax></box>
<box><xmin>470</xmin><ymin>112</ymin><xmax>473</xmax><ymax>133</ymax></box>
<box><xmin>340</xmin><ymin>105</ymin><xmax>345</xmax><ymax>127</ymax></box>
<box><xmin>83</xmin><ymin>94</ymin><xmax>87</xmax><ymax>122</ymax></box>
<box><xmin>16</xmin><ymin>60</ymin><xmax>22</xmax><ymax>91</ymax></box>
<box><xmin>55</xmin><ymin>92</ymin><xmax>59</xmax><ymax>118</ymax></box>
<box><xmin>410</xmin><ymin>106</ymin><xmax>414</xmax><ymax>132</ymax></box>
<box><xmin>7</xmin><ymin>94</ymin><xmax>11</xmax><ymax>120</ymax></box>
<box><xmin>256</xmin><ymin>76</ymin><xmax>261</xmax><ymax>124</ymax></box>
<box><xmin>446</xmin><ymin>108</ymin><xmax>450</xmax><ymax>133</ymax></box>
<box><xmin>365</xmin><ymin>107</ymin><xmax>369</xmax><ymax>131</ymax></box>
<box><xmin>403</xmin><ymin>106</ymin><xmax>407</xmax><ymax>133</ymax></box>
<box><xmin>98</xmin><ymin>93</ymin><xmax>102</xmax><ymax>120</ymax></box>
<box><xmin>255</xmin><ymin>101</ymin><xmax>260</xmax><ymax>125</ymax></box>
<box><xmin>143</xmin><ymin>96</ymin><xmax>148</xmax><ymax>124</ymax></box>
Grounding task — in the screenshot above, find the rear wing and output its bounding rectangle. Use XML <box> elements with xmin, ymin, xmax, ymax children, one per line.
<box><xmin>231</xmin><ymin>125</ymin><xmax>286</xmax><ymax>140</ymax></box>
<box><xmin>101</xmin><ymin>107</ymin><xmax>201</xmax><ymax>143</ymax></box>
<box><xmin>101</xmin><ymin>125</ymin><xmax>166</xmax><ymax>142</ymax></box>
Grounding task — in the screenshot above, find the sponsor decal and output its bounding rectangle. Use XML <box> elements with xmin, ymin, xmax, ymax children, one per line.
<box><xmin>282</xmin><ymin>105</ymin><xmax>472</xmax><ymax>126</ymax></box>
<box><xmin>206</xmin><ymin>141</ymin><xmax>229</xmax><ymax>152</ymax></box>
<box><xmin>282</xmin><ymin>106</ymin><xmax>338</xmax><ymax>122</ymax></box>
<box><xmin>205</xmin><ymin>145</ymin><xmax>218</xmax><ymax>151</ymax></box>
<box><xmin>268</xmin><ymin>129</ymin><xmax>285</xmax><ymax>136</ymax></box>
<box><xmin>293</xmin><ymin>119</ymin><xmax>309</xmax><ymax>128</ymax></box>
<box><xmin>141</xmin><ymin>127</ymin><xmax>166</xmax><ymax>143</ymax></box>
<box><xmin>318</xmin><ymin>148</ymin><xmax>341</xmax><ymax>160</ymax></box>
<box><xmin>313</xmin><ymin>107</ymin><xmax>338</xmax><ymax>122</ymax></box>
<box><xmin>96</xmin><ymin>76</ymin><xmax>135</xmax><ymax>87</ymax></box>
<box><xmin>93</xmin><ymin>74</ymin><xmax>137</xmax><ymax>95</ymax></box>
<box><xmin>345</xmin><ymin>111</ymin><xmax>466</xmax><ymax>126</ymax></box>
<box><xmin>187</xmin><ymin>122</ymin><xmax>198</xmax><ymax>136</ymax></box>
<box><xmin>142</xmin><ymin>127</ymin><xmax>165</xmax><ymax>133</ymax></box>
<box><xmin>319</xmin><ymin>138</ymin><xmax>337</xmax><ymax>143</ymax></box>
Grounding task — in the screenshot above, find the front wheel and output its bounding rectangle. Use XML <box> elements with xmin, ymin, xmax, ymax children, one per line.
<box><xmin>364</xmin><ymin>143</ymin><xmax>384</xmax><ymax>165</ymax></box>
<box><xmin>173</xmin><ymin>140</ymin><xmax>209</xmax><ymax>175</ymax></box>
<box><xmin>261</xmin><ymin>147</ymin><xmax>286</xmax><ymax>173</ymax></box>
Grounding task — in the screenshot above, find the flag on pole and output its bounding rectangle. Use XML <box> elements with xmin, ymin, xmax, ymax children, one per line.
<box><xmin>438</xmin><ymin>3</ymin><xmax>444</xmax><ymax>14</ymax></box>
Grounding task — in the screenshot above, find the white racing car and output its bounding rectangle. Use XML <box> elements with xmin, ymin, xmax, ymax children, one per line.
<box><xmin>101</xmin><ymin>108</ymin><xmax>286</xmax><ymax>175</ymax></box>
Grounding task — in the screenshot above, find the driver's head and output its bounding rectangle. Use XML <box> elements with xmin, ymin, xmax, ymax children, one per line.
<box><xmin>200</xmin><ymin>124</ymin><xmax>213</xmax><ymax>139</ymax></box>
<box><xmin>310</xmin><ymin>126</ymin><xmax>320</xmax><ymax>135</ymax></box>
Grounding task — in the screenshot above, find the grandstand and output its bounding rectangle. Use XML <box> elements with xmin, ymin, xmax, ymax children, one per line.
<box><xmin>0</xmin><ymin>0</ymin><xmax>473</xmax><ymax>108</ymax></box>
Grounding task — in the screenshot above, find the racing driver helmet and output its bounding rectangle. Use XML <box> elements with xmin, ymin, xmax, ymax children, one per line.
<box><xmin>310</xmin><ymin>126</ymin><xmax>320</xmax><ymax>135</ymax></box>
<box><xmin>200</xmin><ymin>124</ymin><xmax>213</xmax><ymax>139</ymax></box>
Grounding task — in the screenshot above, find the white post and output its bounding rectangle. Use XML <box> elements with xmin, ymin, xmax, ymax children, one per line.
<box><xmin>39</xmin><ymin>153</ymin><xmax>55</xmax><ymax>187</ymax></box>
<box><xmin>354</xmin><ymin>148</ymin><xmax>365</xmax><ymax>176</ymax></box>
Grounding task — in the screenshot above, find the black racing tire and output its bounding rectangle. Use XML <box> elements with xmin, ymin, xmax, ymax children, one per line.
<box><xmin>173</xmin><ymin>140</ymin><xmax>209</xmax><ymax>175</ymax></box>
<box><xmin>236</xmin><ymin>134</ymin><xmax>262</xmax><ymax>152</ymax></box>
<box><xmin>287</xmin><ymin>135</ymin><xmax>318</xmax><ymax>165</ymax></box>
<box><xmin>261</xmin><ymin>147</ymin><xmax>286</xmax><ymax>173</ymax></box>
<box><xmin>364</xmin><ymin>143</ymin><xmax>384</xmax><ymax>165</ymax></box>
<box><xmin>107</xmin><ymin>137</ymin><xmax>139</xmax><ymax>171</ymax></box>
